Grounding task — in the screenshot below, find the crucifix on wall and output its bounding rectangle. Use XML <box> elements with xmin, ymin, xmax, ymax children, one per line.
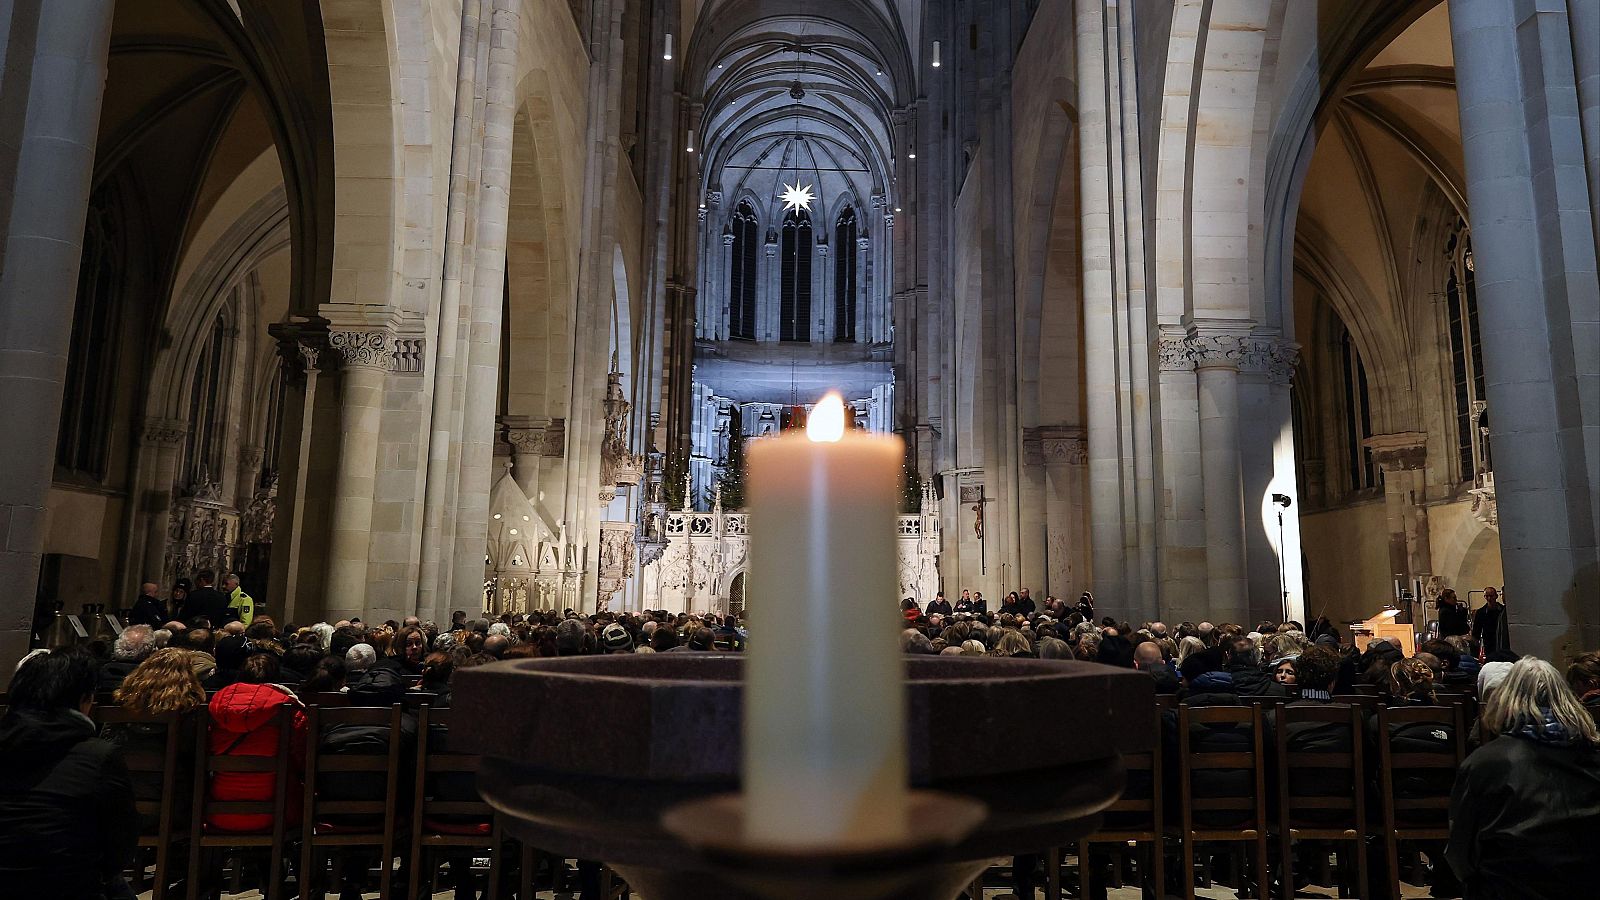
<box><xmin>960</xmin><ymin>483</ymin><xmax>990</xmax><ymax>574</ymax></box>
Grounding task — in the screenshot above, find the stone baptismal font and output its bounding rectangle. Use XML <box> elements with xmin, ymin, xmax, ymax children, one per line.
<box><xmin>456</xmin><ymin>396</ymin><xmax>1154</xmax><ymax>899</ymax></box>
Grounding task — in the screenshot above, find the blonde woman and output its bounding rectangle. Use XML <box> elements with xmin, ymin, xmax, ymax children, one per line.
<box><xmin>103</xmin><ymin>648</ymin><xmax>206</xmax><ymax>829</ymax></box>
<box><xmin>1446</xmin><ymin>657</ymin><xmax>1600</xmax><ymax>899</ymax></box>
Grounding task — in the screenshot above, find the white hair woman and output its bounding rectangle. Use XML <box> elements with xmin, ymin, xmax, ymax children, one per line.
<box><xmin>1445</xmin><ymin>656</ymin><xmax>1600</xmax><ymax>900</ymax></box>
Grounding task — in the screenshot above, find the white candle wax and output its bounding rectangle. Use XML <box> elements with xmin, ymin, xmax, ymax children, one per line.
<box><xmin>743</xmin><ymin>394</ymin><xmax>909</xmax><ymax>847</ymax></box>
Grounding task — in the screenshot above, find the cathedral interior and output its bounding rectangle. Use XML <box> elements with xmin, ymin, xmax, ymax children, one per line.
<box><xmin>1</xmin><ymin>0</ymin><xmax>1596</xmax><ymax>668</ymax></box>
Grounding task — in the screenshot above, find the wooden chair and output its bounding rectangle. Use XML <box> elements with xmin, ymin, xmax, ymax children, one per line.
<box><xmin>94</xmin><ymin>707</ymin><xmax>193</xmax><ymax>899</ymax></box>
<box><xmin>1375</xmin><ymin>704</ymin><xmax>1465</xmax><ymax>898</ymax></box>
<box><xmin>1064</xmin><ymin>727</ymin><xmax>1165</xmax><ymax>900</ymax></box>
<box><xmin>187</xmin><ymin>704</ymin><xmax>300</xmax><ymax>900</ymax></box>
<box><xmin>299</xmin><ymin>704</ymin><xmax>405</xmax><ymax>899</ymax></box>
<box><xmin>310</xmin><ymin>691</ymin><xmax>352</xmax><ymax>707</ymax></box>
<box><xmin>411</xmin><ymin>705</ymin><xmax>506</xmax><ymax>900</ymax></box>
<box><xmin>1274</xmin><ymin>703</ymin><xmax>1368</xmax><ymax>900</ymax></box>
<box><xmin>1171</xmin><ymin>704</ymin><xmax>1270</xmax><ymax>900</ymax></box>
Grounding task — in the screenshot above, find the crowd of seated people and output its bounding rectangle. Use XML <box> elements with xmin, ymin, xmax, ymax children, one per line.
<box><xmin>1</xmin><ymin>599</ymin><xmax>1596</xmax><ymax>899</ymax></box>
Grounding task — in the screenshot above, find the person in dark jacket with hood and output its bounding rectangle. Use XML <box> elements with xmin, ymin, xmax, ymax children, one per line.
<box><xmin>1448</xmin><ymin>657</ymin><xmax>1600</xmax><ymax>900</ymax></box>
<box><xmin>0</xmin><ymin>649</ymin><xmax>139</xmax><ymax>900</ymax></box>
<box><xmin>1224</xmin><ymin>636</ymin><xmax>1288</xmax><ymax>698</ymax></box>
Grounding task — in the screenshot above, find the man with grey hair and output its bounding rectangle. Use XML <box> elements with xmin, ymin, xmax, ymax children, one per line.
<box><xmin>98</xmin><ymin>625</ymin><xmax>157</xmax><ymax>690</ymax></box>
<box><xmin>223</xmin><ymin>573</ymin><xmax>254</xmax><ymax>627</ymax></box>
<box><xmin>345</xmin><ymin>643</ymin><xmax>377</xmax><ymax>673</ymax></box>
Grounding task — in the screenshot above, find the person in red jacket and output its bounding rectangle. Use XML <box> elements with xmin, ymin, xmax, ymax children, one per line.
<box><xmin>205</xmin><ymin>652</ymin><xmax>305</xmax><ymax>832</ymax></box>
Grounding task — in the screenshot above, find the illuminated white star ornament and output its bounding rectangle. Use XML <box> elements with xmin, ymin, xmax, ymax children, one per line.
<box><xmin>780</xmin><ymin>181</ymin><xmax>815</xmax><ymax>214</ymax></box>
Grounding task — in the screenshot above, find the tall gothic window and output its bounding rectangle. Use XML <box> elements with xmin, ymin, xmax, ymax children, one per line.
<box><xmin>183</xmin><ymin>308</ymin><xmax>234</xmax><ymax>491</ymax></box>
<box><xmin>56</xmin><ymin>195</ymin><xmax>123</xmax><ymax>481</ymax></box>
<box><xmin>728</xmin><ymin>202</ymin><xmax>758</xmax><ymax>340</ymax></box>
<box><xmin>833</xmin><ymin>207</ymin><xmax>858</xmax><ymax>342</ymax></box>
<box><xmin>780</xmin><ymin>209</ymin><xmax>812</xmax><ymax>342</ymax></box>
<box><xmin>1446</xmin><ymin>224</ymin><xmax>1486</xmax><ymax>481</ymax></box>
<box><xmin>1340</xmin><ymin>329</ymin><xmax>1376</xmax><ymax>493</ymax></box>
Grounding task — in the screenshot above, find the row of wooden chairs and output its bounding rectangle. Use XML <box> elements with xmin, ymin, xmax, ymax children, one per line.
<box><xmin>94</xmin><ymin>701</ymin><xmax>623</xmax><ymax>900</ymax></box>
<box><xmin>1018</xmin><ymin>698</ymin><xmax>1468</xmax><ymax>900</ymax></box>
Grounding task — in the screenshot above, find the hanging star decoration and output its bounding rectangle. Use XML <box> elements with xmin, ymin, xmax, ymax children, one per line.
<box><xmin>780</xmin><ymin>181</ymin><xmax>815</xmax><ymax>214</ymax></box>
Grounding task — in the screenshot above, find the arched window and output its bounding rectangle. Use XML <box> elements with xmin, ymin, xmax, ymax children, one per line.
<box><xmin>833</xmin><ymin>207</ymin><xmax>858</xmax><ymax>342</ymax></box>
<box><xmin>56</xmin><ymin>194</ymin><xmax>123</xmax><ymax>481</ymax></box>
<box><xmin>728</xmin><ymin>202</ymin><xmax>758</xmax><ymax>340</ymax></box>
<box><xmin>1445</xmin><ymin>223</ymin><xmax>1486</xmax><ymax>482</ymax></box>
<box><xmin>780</xmin><ymin>209</ymin><xmax>812</xmax><ymax>342</ymax></box>
<box><xmin>182</xmin><ymin>308</ymin><xmax>234</xmax><ymax>491</ymax></box>
<box><xmin>1339</xmin><ymin>328</ymin><xmax>1375</xmax><ymax>494</ymax></box>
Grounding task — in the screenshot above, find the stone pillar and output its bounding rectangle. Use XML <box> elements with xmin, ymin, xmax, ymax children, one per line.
<box><xmin>856</xmin><ymin>234</ymin><xmax>870</xmax><ymax>344</ymax></box>
<box><xmin>451</xmin><ymin>0</ymin><xmax>520</xmax><ymax>613</ymax></box>
<box><xmin>717</xmin><ymin>229</ymin><xmax>734</xmax><ymax>340</ymax></box>
<box><xmin>503</xmin><ymin>416</ymin><xmax>549</xmax><ymax>503</ymax></box>
<box><xmin>814</xmin><ymin>240</ymin><xmax>829</xmax><ymax>343</ymax></box>
<box><xmin>1156</xmin><ymin>328</ymin><xmax>1208</xmax><ymax>622</ymax></box>
<box><xmin>1238</xmin><ymin>337</ymin><xmax>1304</xmax><ymax>625</ymax></box>
<box><xmin>1367</xmin><ymin>432</ymin><xmax>1431</xmax><ymax>599</ymax></box>
<box><xmin>1450</xmin><ymin>0</ymin><xmax>1600</xmax><ymax>660</ymax></box>
<box><xmin>1034</xmin><ymin>427</ymin><xmax>1087</xmax><ymax>599</ymax></box>
<box><xmin>1194</xmin><ymin>333</ymin><xmax>1248</xmax><ymax>625</ymax></box>
<box><xmin>1567</xmin><ymin>0</ymin><xmax>1600</xmax><ymax>251</ymax></box>
<box><xmin>138</xmin><ymin>419</ymin><xmax>188</xmax><ymax>587</ymax></box>
<box><xmin>266</xmin><ymin>328</ymin><xmax>334</xmax><ymax>625</ymax></box>
<box><xmin>324</xmin><ymin>330</ymin><xmax>394</xmax><ymax>620</ymax></box>
<box><xmin>0</xmin><ymin>0</ymin><xmax>115</xmax><ymax>670</ymax></box>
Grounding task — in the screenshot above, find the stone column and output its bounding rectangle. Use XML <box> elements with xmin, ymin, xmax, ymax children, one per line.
<box><xmin>325</xmin><ymin>329</ymin><xmax>394</xmax><ymax>620</ymax></box>
<box><xmin>0</xmin><ymin>0</ymin><xmax>115</xmax><ymax>670</ymax></box>
<box><xmin>1450</xmin><ymin>0</ymin><xmax>1600</xmax><ymax>660</ymax></box>
<box><xmin>762</xmin><ymin>235</ymin><xmax>779</xmax><ymax>341</ymax></box>
<box><xmin>266</xmin><ymin>328</ymin><xmax>333</xmax><ymax>624</ymax></box>
<box><xmin>138</xmin><ymin>419</ymin><xmax>188</xmax><ymax>587</ymax></box>
<box><xmin>1034</xmin><ymin>427</ymin><xmax>1087</xmax><ymax>598</ymax></box>
<box><xmin>1367</xmin><ymin>432</ymin><xmax>1431</xmax><ymax>599</ymax></box>
<box><xmin>856</xmin><ymin>234</ymin><xmax>870</xmax><ymax>344</ymax></box>
<box><xmin>1194</xmin><ymin>332</ymin><xmax>1248</xmax><ymax>625</ymax></box>
<box><xmin>452</xmin><ymin>0</ymin><xmax>520</xmax><ymax>613</ymax></box>
<box><xmin>814</xmin><ymin>240</ymin><xmax>829</xmax><ymax>343</ymax></box>
<box><xmin>503</xmin><ymin>416</ymin><xmax>549</xmax><ymax>503</ymax></box>
<box><xmin>717</xmin><ymin>229</ymin><xmax>734</xmax><ymax>340</ymax></box>
<box><xmin>1567</xmin><ymin>0</ymin><xmax>1600</xmax><ymax>251</ymax></box>
<box><xmin>1156</xmin><ymin>328</ymin><xmax>1208</xmax><ymax>622</ymax></box>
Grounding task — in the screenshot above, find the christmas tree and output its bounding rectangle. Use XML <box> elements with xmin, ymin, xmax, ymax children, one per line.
<box><xmin>900</xmin><ymin>444</ymin><xmax>922</xmax><ymax>514</ymax></box>
<box><xmin>717</xmin><ymin>421</ymin><xmax>747</xmax><ymax>509</ymax></box>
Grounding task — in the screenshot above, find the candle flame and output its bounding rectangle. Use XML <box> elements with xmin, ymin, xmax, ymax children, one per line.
<box><xmin>807</xmin><ymin>393</ymin><xmax>846</xmax><ymax>442</ymax></box>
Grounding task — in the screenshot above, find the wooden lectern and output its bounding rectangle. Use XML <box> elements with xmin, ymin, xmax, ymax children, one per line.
<box><xmin>1351</xmin><ymin>608</ymin><xmax>1414</xmax><ymax>656</ymax></box>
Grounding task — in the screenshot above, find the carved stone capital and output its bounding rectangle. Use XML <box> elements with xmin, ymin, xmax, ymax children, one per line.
<box><xmin>722</xmin><ymin>231</ymin><xmax>735</xmax><ymax>246</ymax></box>
<box><xmin>1157</xmin><ymin>330</ymin><xmax>1194</xmax><ymax>372</ymax></box>
<box><xmin>1364</xmin><ymin>432</ymin><xmax>1427</xmax><ymax>472</ymax></box>
<box><xmin>1235</xmin><ymin>337</ymin><xmax>1300</xmax><ymax>385</ymax></box>
<box><xmin>1189</xmin><ymin>333</ymin><xmax>1247</xmax><ymax>370</ymax></box>
<box><xmin>140</xmin><ymin>417</ymin><xmax>188</xmax><ymax>449</ymax></box>
<box><xmin>328</xmin><ymin>329</ymin><xmax>394</xmax><ymax>370</ymax></box>
<box><xmin>856</xmin><ymin>235</ymin><xmax>870</xmax><ymax>251</ymax></box>
<box><xmin>1024</xmin><ymin>425</ymin><xmax>1087</xmax><ymax>467</ymax></box>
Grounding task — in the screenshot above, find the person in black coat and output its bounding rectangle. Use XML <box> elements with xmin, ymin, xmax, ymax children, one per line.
<box><xmin>926</xmin><ymin>592</ymin><xmax>953</xmax><ymax>617</ymax></box>
<box><xmin>1224</xmin><ymin>636</ymin><xmax>1289</xmax><ymax>698</ymax></box>
<box><xmin>1447</xmin><ymin>657</ymin><xmax>1600</xmax><ymax>900</ymax></box>
<box><xmin>1471</xmin><ymin>588</ymin><xmax>1509</xmax><ymax>656</ymax></box>
<box><xmin>1435</xmin><ymin>588</ymin><xmax>1470</xmax><ymax>638</ymax></box>
<box><xmin>126</xmin><ymin>583</ymin><xmax>168</xmax><ymax>628</ymax></box>
<box><xmin>0</xmin><ymin>650</ymin><xmax>139</xmax><ymax>900</ymax></box>
<box><xmin>1165</xmin><ymin>649</ymin><xmax>1255</xmax><ymax>826</ymax></box>
<box><xmin>176</xmin><ymin>569</ymin><xmax>232</xmax><ymax>626</ymax></box>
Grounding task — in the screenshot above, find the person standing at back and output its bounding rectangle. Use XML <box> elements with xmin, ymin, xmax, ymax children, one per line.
<box><xmin>1435</xmin><ymin>588</ymin><xmax>1470</xmax><ymax>638</ymax></box>
<box><xmin>223</xmin><ymin>573</ymin><xmax>254</xmax><ymax>627</ymax></box>
<box><xmin>177</xmin><ymin>569</ymin><xmax>232</xmax><ymax>626</ymax></box>
<box><xmin>127</xmin><ymin>582</ymin><xmax>168</xmax><ymax>628</ymax></box>
<box><xmin>1471</xmin><ymin>587</ymin><xmax>1509</xmax><ymax>656</ymax></box>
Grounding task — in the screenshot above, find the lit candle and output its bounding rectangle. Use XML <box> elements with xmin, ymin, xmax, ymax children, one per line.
<box><xmin>743</xmin><ymin>393</ymin><xmax>909</xmax><ymax>847</ymax></box>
